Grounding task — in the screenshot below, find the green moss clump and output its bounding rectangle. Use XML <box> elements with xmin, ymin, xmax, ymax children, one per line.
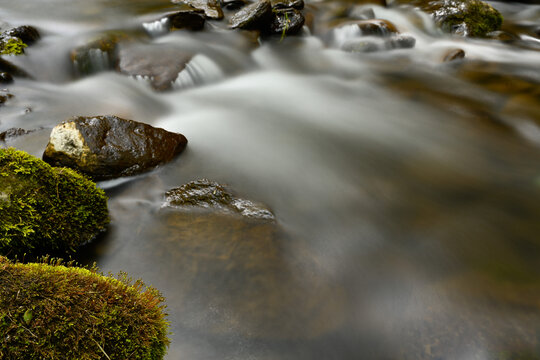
<box><xmin>438</xmin><ymin>0</ymin><xmax>503</xmax><ymax>37</ymax></box>
<box><xmin>0</xmin><ymin>148</ymin><xmax>109</xmax><ymax>258</ymax></box>
<box><xmin>0</xmin><ymin>37</ymin><xmax>28</xmax><ymax>55</ymax></box>
<box><xmin>0</xmin><ymin>257</ymin><xmax>170</xmax><ymax>359</ymax></box>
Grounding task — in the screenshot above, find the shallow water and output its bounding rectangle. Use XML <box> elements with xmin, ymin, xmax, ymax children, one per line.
<box><xmin>1</xmin><ymin>0</ymin><xmax>540</xmax><ymax>359</ymax></box>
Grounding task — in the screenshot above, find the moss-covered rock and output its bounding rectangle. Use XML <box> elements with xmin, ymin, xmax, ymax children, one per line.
<box><xmin>398</xmin><ymin>0</ymin><xmax>503</xmax><ymax>37</ymax></box>
<box><xmin>0</xmin><ymin>257</ymin><xmax>169</xmax><ymax>359</ymax></box>
<box><xmin>0</xmin><ymin>37</ymin><xmax>27</xmax><ymax>55</ymax></box>
<box><xmin>0</xmin><ymin>148</ymin><xmax>109</xmax><ymax>258</ymax></box>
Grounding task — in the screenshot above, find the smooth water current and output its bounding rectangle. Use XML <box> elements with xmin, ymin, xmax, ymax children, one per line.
<box><xmin>1</xmin><ymin>0</ymin><xmax>540</xmax><ymax>359</ymax></box>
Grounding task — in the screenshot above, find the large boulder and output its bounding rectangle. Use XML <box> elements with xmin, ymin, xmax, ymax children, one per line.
<box><xmin>0</xmin><ymin>257</ymin><xmax>169</xmax><ymax>359</ymax></box>
<box><xmin>42</xmin><ymin>116</ymin><xmax>187</xmax><ymax>180</ymax></box>
<box><xmin>0</xmin><ymin>148</ymin><xmax>109</xmax><ymax>258</ymax></box>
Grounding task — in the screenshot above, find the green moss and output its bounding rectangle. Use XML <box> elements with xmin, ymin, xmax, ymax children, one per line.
<box><xmin>0</xmin><ymin>37</ymin><xmax>27</xmax><ymax>56</ymax></box>
<box><xmin>0</xmin><ymin>256</ymin><xmax>170</xmax><ymax>359</ymax></box>
<box><xmin>0</xmin><ymin>148</ymin><xmax>109</xmax><ymax>258</ymax></box>
<box><xmin>439</xmin><ymin>0</ymin><xmax>503</xmax><ymax>37</ymax></box>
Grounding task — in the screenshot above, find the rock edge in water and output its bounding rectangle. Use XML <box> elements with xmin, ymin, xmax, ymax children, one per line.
<box><xmin>0</xmin><ymin>257</ymin><xmax>170</xmax><ymax>360</ymax></box>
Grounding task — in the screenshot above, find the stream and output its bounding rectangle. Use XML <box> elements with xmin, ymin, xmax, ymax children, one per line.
<box><xmin>1</xmin><ymin>0</ymin><xmax>540</xmax><ymax>359</ymax></box>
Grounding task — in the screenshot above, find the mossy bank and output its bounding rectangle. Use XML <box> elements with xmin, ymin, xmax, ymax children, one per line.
<box><xmin>0</xmin><ymin>148</ymin><xmax>109</xmax><ymax>258</ymax></box>
<box><xmin>0</xmin><ymin>257</ymin><xmax>170</xmax><ymax>359</ymax></box>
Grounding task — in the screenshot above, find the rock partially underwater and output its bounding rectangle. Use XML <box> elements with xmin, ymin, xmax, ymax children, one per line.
<box><xmin>43</xmin><ymin>116</ymin><xmax>188</xmax><ymax>181</ymax></box>
<box><xmin>164</xmin><ymin>179</ymin><xmax>275</xmax><ymax>220</ymax></box>
<box><xmin>0</xmin><ymin>257</ymin><xmax>169</xmax><ymax>360</ymax></box>
<box><xmin>0</xmin><ymin>148</ymin><xmax>109</xmax><ymax>258</ymax></box>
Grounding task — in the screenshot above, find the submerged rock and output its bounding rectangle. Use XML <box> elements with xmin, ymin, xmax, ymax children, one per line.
<box><xmin>0</xmin><ymin>72</ymin><xmax>13</xmax><ymax>83</ymax></box>
<box><xmin>42</xmin><ymin>115</ymin><xmax>187</xmax><ymax>180</ymax></box>
<box><xmin>0</xmin><ymin>92</ymin><xmax>13</xmax><ymax>105</ymax></box>
<box><xmin>116</xmin><ymin>44</ymin><xmax>194</xmax><ymax>91</ymax></box>
<box><xmin>0</xmin><ymin>128</ymin><xmax>31</xmax><ymax>142</ymax></box>
<box><xmin>141</xmin><ymin>209</ymin><xmax>346</xmax><ymax>340</ymax></box>
<box><xmin>342</xmin><ymin>34</ymin><xmax>416</xmax><ymax>52</ymax></box>
<box><xmin>230</xmin><ymin>0</ymin><xmax>273</xmax><ymax>30</ymax></box>
<box><xmin>0</xmin><ymin>148</ymin><xmax>109</xmax><ymax>258</ymax></box>
<box><xmin>172</xmin><ymin>0</ymin><xmax>224</xmax><ymax>19</ymax></box>
<box><xmin>164</xmin><ymin>179</ymin><xmax>275</xmax><ymax>220</ymax></box>
<box><xmin>355</xmin><ymin>19</ymin><xmax>398</xmax><ymax>36</ymax></box>
<box><xmin>442</xmin><ymin>48</ymin><xmax>465</xmax><ymax>62</ymax></box>
<box><xmin>399</xmin><ymin>0</ymin><xmax>503</xmax><ymax>37</ymax></box>
<box><xmin>0</xmin><ymin>58</ymin><xmax>30</xmax><ymax>78</ymax></box>
<box><xmin>0</xmin><ymin>257</ymin><xmax>169</xmax><ymax>359</ymax></box>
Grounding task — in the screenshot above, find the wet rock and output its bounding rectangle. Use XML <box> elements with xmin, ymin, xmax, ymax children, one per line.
<box><xmin>356</xmin><ymin>19</ymin><xmax>398</xmax><ymax>36</ymax></box>
<box><xmin>486</xmin><ymin>30</ymin><xmax>518</xmax><ymax>42</ymax></box>
<box><xmin>0</xmin><ymin>36</ymin><xmax>27</xmax><ymax>55</ymax></box>
<box><xmin>164</xmin><ymin>179</ymin><xmax>275</xmax><ymax>220</ymax></box>
<box><xmin>398</xmin><ymin>0</ymin><xmax>503</xmax><ymax>37</ymax></box>
<box><xmin>442</xmin><ymin>48</ymin><xmax>465</xmax><ymax>62</ymax></box>
<box><xmin>230</xmin><ymin>0</ymin><xmax>273</xmax><ymax>30</ymax></box>
<box><xmin>0</xmin><ymin>148</ymin><xmax>109</xmax><ymax>258</ymax></box>
<box><xmin>42</xmin><ymin>115</ymin><xmax>187</xmax><ymax>181</ymax></box>
<box><xmin>0</xmin><ymin>72</ymin><xmax>12</xmax><ymax>84</ymax></box>
<box><xmin>172</xmin><ymin>0</ymin><xmax>224</xmax><ymax>19</ymax></box>
<box><xmin>0</xmin><ymin>92</ymin><xmax>13</xmax><ymax>105</ymax></box>
<box><xmin>221</xmin><ymin>0</ymin><xmax>247</xmax><ymax>11</ymax></box>
<box><xmin>342</xmin><ymin>34</ymin><xmax>415</xmax><ymax>52</ymax></box>
<box><xmin>0</xmin><ymin>58</ymin><xmax>30</xmax><ymax>78</ymax></box>
<box><xmin>116</xmin><ymin>44</ymin><xmax>194</xmax><ymax>91</ymax></box>
<box><xmin>168</xmin><ymin>9</ymin><xmax>206</xmax><ymax>30</ymax></box>
<box><xmin>70</xmin><ymin>32</ymin><xmax>131</xmax><ymax>76</ymax></box>
<box><xmin>271</xmin><ymin>0</ymin><xmax>304</xmax><ymax>10</ymax></box>
<box><xmin>3</xmin><ymin>25</ymin><xmax>40</xmax><ymax>45</ymax></box>
<box><xmin>270</xmin><ymin>8</ymin><xmax>305</xmax><ymax>36</ymax></box>
<box><xmin>0</xmin><ymin>128</ymin><xmax>31</xmax><ymax>142</ymax></box>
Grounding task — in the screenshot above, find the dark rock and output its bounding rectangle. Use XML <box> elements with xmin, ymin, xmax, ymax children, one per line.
<box><xmin>168</xmin><ymin>10</ymin><xmax>206</xmax><ymax>30</ymax></box>
<box><xmin>442</xmin><ymin>48</ymin><xmax>465</xmax><ymax>62</ymax></box>
<box><xmin>164</xmin><ymin>179</ymin><xmax>275</xmax><ymax>220</ymax></box>
<box><xmin>42</xmin><ymin>115</ymin><xmax>187</xmax><ymax>180</ymax></box>
<box><xmin>116</xmin><ymin>44</ymin><xmax>194</xmax><ymax>91</ymax></box>
<box><xmin>4</xmin><ymin>25</ymin><xmax>40</xmax><ymax>45</ymax></box>
<box><xmin>0</xmin><ymin>128</ymin><xmax>30</xmax><ymax>142</ymax></box>
<box><xmin>230</xmin><ymin>0</ymin><xmax>273</xmax><ymax>30</ymax></box>
<box><xmin>0</xmin><ymin>58</ymin><xmax>30</xmax><ymax>78</ymax></box>
<box><xmin>271</xmin><ymin>0</ymin><xmax>304</xmax><ymax>10</ymax></box>
<box><xmin>0</xmin><ymin>92</ymin><xmax>13</xmax><ymax>105</ymax></box>
<box><xmin>0</xmin><ymin>72</ymin><xmax>13</xmax><ymax>84</ymax></box>
<box><xmin>397</xmin><ymin>0</ymin><xmax>502</xmax><ymax>37</ymax></box>
<box><xmin>221</xmin><ymin>0</ymin><xmax>247</xmax><ymax>10</ymax></box>
<box><xmin>172</xmin><ymin>0</ymin><xmax>224</xmax><ymax>19</ymax></box>
<box><xmin>270</xmin><ymin>9</ymin><xmax>305</xmax><ymax>36</ymax></box>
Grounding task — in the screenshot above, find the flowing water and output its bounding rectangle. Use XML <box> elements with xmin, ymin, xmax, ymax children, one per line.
<box><xmin>1</xmin><ymin>0</ymin><xmax>540</xmax><ymax>359</ymax></box>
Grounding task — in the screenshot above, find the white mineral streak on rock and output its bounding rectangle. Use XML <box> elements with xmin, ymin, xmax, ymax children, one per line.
<box><xmin>48</xmin><ymin>122</ymin><xmax>86</xmax><ymax>157</ymax></box>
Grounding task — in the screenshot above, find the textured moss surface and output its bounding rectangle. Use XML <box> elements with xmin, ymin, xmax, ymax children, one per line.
<box><xmin>0</xmin><ymin>148</ymin><xmax>109</xmax><ymax>258</ymax></box>
<box><xmin>0</xmin><ymin>257</ymin><xmax>169</xmax><ymax>359</ymax></box>
<box><xmin>0</xmin><ymin>37</ymin><xmax>27</xmax><ymax>55</ymax></box>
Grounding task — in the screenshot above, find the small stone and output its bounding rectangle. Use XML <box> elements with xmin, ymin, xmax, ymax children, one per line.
<box><xmin>0</xmin><ymin>72</ymin><xmax>13</xmax><ymax>84</ymax></box>
<box><xmin>230</xmin><ymin>0</ymin><xmax>273</xmax><ymax>30</ymax></box>
<box><xmin>443</xmin><ymin>48</ymin><xmax>465</xmax><ymax>62</ymax></box>
<box><xmin>355</xmin><ymin>19</ymin><xmax>398</xmax><ymax>36</ymax></box>
<box><xmin>43</xmin><ymin>115</ymin><xmax>188</xmax><ymax>180</ymax></box>
<box><xmin>0</xmin><ymin>128</ymin><xmax>30</xmax><ymax>142</ymax></box>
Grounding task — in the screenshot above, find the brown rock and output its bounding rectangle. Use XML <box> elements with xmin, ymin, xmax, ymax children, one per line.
<box><xmin>43</xmin><ymin>115</ymin><xmax>187</xmax><ymax>180</ymax></box>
